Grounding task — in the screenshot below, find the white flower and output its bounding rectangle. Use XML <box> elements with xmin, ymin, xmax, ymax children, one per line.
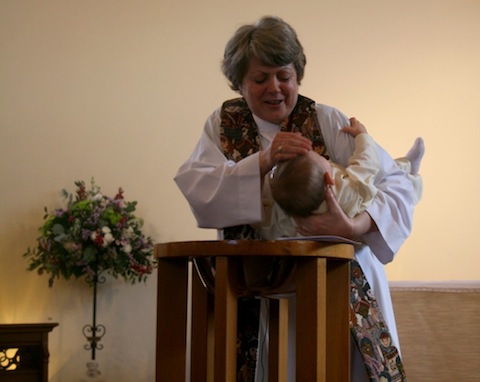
<box><xmin>91</xmin><ymin>192</ymin><xmax>103</xmax><ymax>201</ymax></box>
<box><xmin>101</xmin><ymin>226</ymin><xmax>111</xmax><ymax>234</ymax></box>
<box><xmin>103</xmin><ymin>233</ymin><xmax>114</xmax><ymax>247</ymax></box>
<box><xmin>122</xmin><ymin>244</ymin><xmax>132</xmax><ymax>254</ymax></box>
<box><xmin>123</xmin><ymin>226</ymin><xmax>134</xmax><ymax>238</ymax></box>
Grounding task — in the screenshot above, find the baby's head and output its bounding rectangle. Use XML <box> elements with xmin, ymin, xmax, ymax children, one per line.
<box><xmin>270</xmin><ymin>151</ymin><xmax>331</xmax><ymax>217</ymax></box>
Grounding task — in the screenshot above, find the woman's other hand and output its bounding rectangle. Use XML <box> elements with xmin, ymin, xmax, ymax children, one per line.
<box><xmin>295</xmin><ymin>186</ymin><xmax>354</xmax><ymax>238</ymax></box>
<box><xmin>294</xmin><ymin>186</ymin><xmax>374</xmax><ymax>240</ymax></box>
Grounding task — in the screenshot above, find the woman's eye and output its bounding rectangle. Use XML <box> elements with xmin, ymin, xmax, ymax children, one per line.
<box><xmin>277</xmin><ymin>72</ymin><xmax>292</xmax><ymax>81</ymax></box>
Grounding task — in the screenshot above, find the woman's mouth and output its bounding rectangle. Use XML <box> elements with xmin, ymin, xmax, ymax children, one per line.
<box><xmin>265</xmin><ymin>100</ymin><xmax>283</xmax><ymax>105</ymax></box>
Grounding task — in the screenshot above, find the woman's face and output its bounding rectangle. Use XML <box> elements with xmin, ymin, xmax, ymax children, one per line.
<box><xmin>239</xmin><ymin>58</ymin><xmax>299</xmax><ymax>125</ymax></box>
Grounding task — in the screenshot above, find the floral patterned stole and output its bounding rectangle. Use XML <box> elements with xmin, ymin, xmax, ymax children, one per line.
<box><xmin>219</xmin><ymin>94</ymin><xmax>328</xmax><ymax>240</ymax></box>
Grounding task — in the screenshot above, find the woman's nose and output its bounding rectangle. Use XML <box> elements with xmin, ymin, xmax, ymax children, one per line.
<box><xmin>266</xmin><ymin>76</ymin><xmax>281</xmax><ymax>92</ymax></box>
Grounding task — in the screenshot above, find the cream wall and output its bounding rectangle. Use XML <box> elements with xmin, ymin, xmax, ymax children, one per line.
<box><xmin>1</xmin><ymin>1</ymin><xmax>479</xmax><ymax>381</ymax></box>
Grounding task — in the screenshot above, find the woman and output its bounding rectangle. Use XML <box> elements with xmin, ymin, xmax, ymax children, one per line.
<box><xmin>175</xmin><ymin>15</ymin><xmax>414</xmax><ymax>381</ymax></box>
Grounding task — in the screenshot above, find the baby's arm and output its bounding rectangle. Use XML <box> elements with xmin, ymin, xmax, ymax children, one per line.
<box><xmin>341</xmin><ymin>117</ymin><xmax>367</xmax><ymax>137</ymax></box>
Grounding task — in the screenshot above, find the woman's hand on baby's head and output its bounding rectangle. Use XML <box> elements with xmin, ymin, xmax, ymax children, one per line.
<box><xmin>260</xmin><ymin>132</ymin><xmax>312</xmax><ymax>176</ymax></box>
<box><xmin>270</xmin><ymin>132</ymin><xmax>312</xmax><ymax>161</ymax></box>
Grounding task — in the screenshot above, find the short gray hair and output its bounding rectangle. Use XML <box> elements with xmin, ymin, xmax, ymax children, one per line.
<box><xmin>222</xmin><ymin>16</ymin><xmax>306</xmax><ymax>92</ymax></box>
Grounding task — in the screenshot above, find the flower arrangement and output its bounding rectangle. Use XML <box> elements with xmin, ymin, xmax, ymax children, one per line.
<box><xmin>24</xmin><ymin>179</ymin><xmax>156</xmax><ymax>287</ymax></box>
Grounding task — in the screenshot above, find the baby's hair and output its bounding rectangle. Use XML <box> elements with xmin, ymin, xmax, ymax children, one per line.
<box><xmin>270</xmin><ymin>154</ymin><xmax>326</xmax><ymax>217</ymax></box>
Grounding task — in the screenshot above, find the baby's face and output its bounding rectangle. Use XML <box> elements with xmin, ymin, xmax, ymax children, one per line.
<box><xmin>306</xmin><ymin>150</ymin><xmax>331</xmax><ymax>174</ymax></box>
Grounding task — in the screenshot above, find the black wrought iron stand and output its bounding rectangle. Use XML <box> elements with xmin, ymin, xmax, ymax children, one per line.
<box><xmin>81</xmin><ymin>271</ymin><xmax>106</xmax><ymax>381</ymax></box>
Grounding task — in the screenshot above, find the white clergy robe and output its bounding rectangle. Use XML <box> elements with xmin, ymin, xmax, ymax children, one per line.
<box><xmin>175</xmin><ymin>102</ymin><xmax>415</xmax><ymax>381</ymax></box>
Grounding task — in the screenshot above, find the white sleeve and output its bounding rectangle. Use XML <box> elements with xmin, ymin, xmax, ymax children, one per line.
<box><xmin>363</xmin><ymin>143</ymin><xmax>415</xmax><ymax>263</ymax></box>
<box><xmin>174</xmin><ymin>109</ymin><xmax>264</xmax><ymax>229</ymax></box>
<box><xmin>317</xmin><ymin>104</ymin><xmax>415</xmax><ymax>264</ymax></box>
<box><xmin>331</xmin><ymin>134</ymin><xmax>380</xmax><ymax>219</ymax></box>
<box><xmin>345</xmin><ymin>134</ymin><xmax>381</xmax><ymax>182</ymax></box>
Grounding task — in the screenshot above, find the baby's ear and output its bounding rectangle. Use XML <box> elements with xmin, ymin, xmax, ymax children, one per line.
<box><xmin>324</xmin><ymin>172</ymin><xmax>334</xmax><ymax>186</ymax></box>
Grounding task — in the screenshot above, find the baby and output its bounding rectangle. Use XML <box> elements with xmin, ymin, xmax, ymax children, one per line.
<box><xmin>265</xmin><ymin>119</ymin><xmax>424</xmax><ymax>235</ymax></box>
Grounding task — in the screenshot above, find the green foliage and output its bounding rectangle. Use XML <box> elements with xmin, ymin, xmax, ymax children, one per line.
<box><xmin>24</xmin><ymin>179</ymin><xmax>156</xmax><ymax>287</ymax></box>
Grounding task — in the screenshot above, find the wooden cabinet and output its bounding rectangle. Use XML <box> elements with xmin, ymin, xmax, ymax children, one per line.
<box><xmin>0</xmin><ymin>323</ymin><xmax>58</xmax><ymax>382</ymax></box>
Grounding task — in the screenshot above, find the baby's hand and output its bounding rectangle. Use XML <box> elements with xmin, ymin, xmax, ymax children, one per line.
<box><xmin>341</xmin><ymin>117</ymin><xmax>367</xmax><ymax>137</ymax></box>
